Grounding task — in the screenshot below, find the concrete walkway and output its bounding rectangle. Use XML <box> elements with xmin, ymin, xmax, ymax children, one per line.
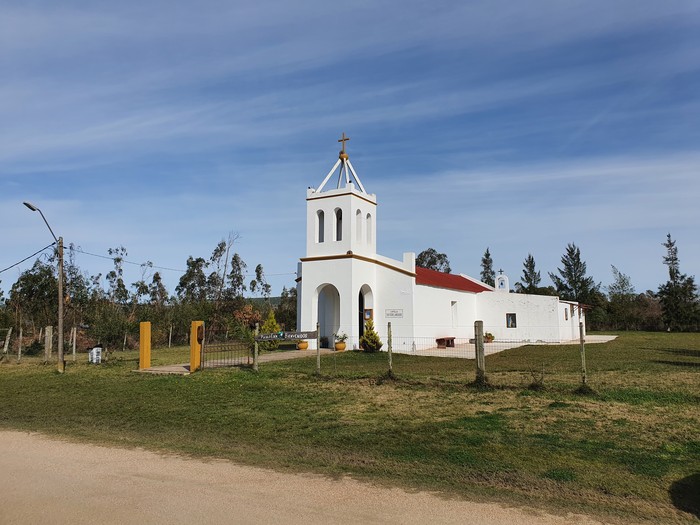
<box><xmin>409</xmin><ymin>335</ymin><xmax>618</xmax><ymax>359</ymax></box>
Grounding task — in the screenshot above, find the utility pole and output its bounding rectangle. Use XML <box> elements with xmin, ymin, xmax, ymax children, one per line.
<box><xmin>57</xmin><ymin>236</ymin><xmax>64</xmax><ymax>373</ymax></box>
<box><xmin>24</xmin><ymin>202</ymin><xmax>64</xmax><ymax>373</ymax></box>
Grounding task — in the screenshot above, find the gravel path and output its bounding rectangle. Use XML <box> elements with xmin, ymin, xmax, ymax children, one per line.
<box><xmin>0</xmin><ymin>430</ymin><xmax>617</xmax><ymax>525</ymax></box>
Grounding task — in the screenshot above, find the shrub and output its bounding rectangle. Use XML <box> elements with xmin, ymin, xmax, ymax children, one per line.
<box><xmin>359</xmin><ymin>319</ymin><xmax>383</xmax><ymax>353</ymax></box>
<box><xmin>259</xmin><ymin>310</ymin><xmax>281</xmax><ymax>352</ymax></box>
<box><xmin>24</xmin><ymin>340</ymin><xmax>43</xmax><ymax>356</ymax></box>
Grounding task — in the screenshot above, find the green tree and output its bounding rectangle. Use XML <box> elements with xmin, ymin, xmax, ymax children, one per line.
<box><xmin>227</xmin><ymin>253</ymin><xmax>247</xmax><ymax>298</ymax></box>
<box><xmin>480</xmin><ymin>248</ymin><xmax>495</xmax><ymax>287</ymax></box>
<box><xmin>634</xmin><ymin>291</ymin><xmax>664</xmax><ymax>331</ymax></box>
<box><xmin>106</xmin><ymin>246</ymin><xmax>129</xmax><ymax>304</ymax></box>
<box><xmin>515</xmin><ymin>254</ymin><xmax>541</xmax><ymax>293</ymax></box>
<box><xmin>416</xmin><ymin>248</ymin><xmax>451</xmax><ymax>273</ymax></box>
<box><xmin>276</xmin><ymin>286</ymin><xmax>297</xmax><ymax>331</ymax></box>
<box><xmin>63</xmin><ymin>244</ymin><xmax>93</xmax><ymax>330</ymax></box>
<box><xmin>657</xmin><ymin>234</ymin><xmax>699</xmax><ymax>331</ymax></box>
<box><xmin>548</xmin><ymin>243</ymin><xmax>600</xmax><ymax>304</ymax></box>
<box><xmin>148</xmin><ymin>272</ymin><xmax>169</xmax><ymax>307</ymax></box>
<box><xmin>8</xmin><ymin>259</ymin><xmax>58</xmax><ymax>336</ymax></box>
<box><xmin>359</xmin><ymin>318</ymin><xmax>383</xmax><ymax>352</ymax></box>
<box><xmin>176</xmin><ymin>256</ymin><xmax>208</xmax><ymax>302</ymax></box>
<box><xmin>254</xmin><ymin>264</ymin><xmax>271</xmax><ymax>299</ymax></box>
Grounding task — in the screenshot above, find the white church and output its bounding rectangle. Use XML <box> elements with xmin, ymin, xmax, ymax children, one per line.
<box><xmin>296</xmin><ymin>135</ymin><xmax>584</xmax><ymax>352</ymax></box>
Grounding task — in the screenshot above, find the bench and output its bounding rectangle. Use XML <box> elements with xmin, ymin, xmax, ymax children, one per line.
<box><xmin>436</xmin><ymin>337</ymin><xmax>455</xmax><ymax>349</ymax></box>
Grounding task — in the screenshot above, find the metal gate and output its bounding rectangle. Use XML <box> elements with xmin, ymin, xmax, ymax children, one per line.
<box><xmin>201</xmin><ymin>339</ymin><xmax>252</xmax><ymax>369</ymax></box>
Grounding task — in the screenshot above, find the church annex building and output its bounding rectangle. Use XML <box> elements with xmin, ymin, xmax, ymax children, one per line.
<box><xmin>296</xmin><ymin>136</ymin><xmax>584</xmax><ymax>352</ymax></box>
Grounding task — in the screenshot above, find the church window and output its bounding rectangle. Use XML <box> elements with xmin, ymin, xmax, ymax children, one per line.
<box><xmin>356</xmin><ymin>209</ymin><xmax>362</xmax><ymax>242</ymax></box>
<box><xmin>451</xmin><ymin>301</ymin><xmax>458</xmax><ymax>328</ymax></box>
<box><xmin>317</xmin><ymin>210</ymin><xmax>325</xmax><ymax>243</ymax></box>
<box><xmin>335</xmin><ymin>208</ymin><xmax>343</xmax><ymax>241</ymax></box>
<box><xmin>366</xmin><ymin>213</ymin><xmax>372</xmax><ymax>243</ymax></box>
<box><xmin>506</xmin><ymin>313</ymin><xmax>517</xmax><ymax>328</ymax></box>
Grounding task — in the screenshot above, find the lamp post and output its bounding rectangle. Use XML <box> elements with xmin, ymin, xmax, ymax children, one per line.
<box><xmin>24</xmin><ymin>201</ymin><xmax>64</xmax><ymax>373</ymax></box>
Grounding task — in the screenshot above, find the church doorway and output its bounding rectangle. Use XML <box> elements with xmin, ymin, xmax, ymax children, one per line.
<box><xmin>317</xmin><ymin>284</ymin><xmax>340</xmax><ymax>347</ymax></box>
<box><xmin>358</xmin><ymin>284</ymin><xmax>374</xmax><ymax>339</ymax></box>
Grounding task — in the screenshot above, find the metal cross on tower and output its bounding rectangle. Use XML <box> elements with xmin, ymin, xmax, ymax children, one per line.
<box><xmin>338</xmin><ymin>132</ymin><xmax>350</xmax><ymax>156</ymax></box>
<box><xmin>316</xmin><ymin>133</ymin><xmax>367</xmax><ymax>193</ymax></box>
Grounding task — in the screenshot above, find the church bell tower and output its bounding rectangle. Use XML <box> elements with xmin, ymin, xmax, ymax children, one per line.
<box><xmin>305</xmin><ymin>133</ymin><xmax>377</xmax><ymax>258</ymax></box>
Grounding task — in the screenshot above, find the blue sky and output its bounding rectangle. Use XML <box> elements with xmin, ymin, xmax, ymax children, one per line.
<box><xmin>2</xmin><ymin>1</ymin><xmax>699</xmax><ymax>299</ymax></box>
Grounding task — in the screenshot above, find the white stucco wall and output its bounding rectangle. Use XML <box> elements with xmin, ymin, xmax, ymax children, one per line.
<box><xmin>558</xmin><ymin>301</ymin><xmax>586</xmax><ymax>341</ymax></box>
<box><xmin>476</xmin><ymin>292</ymin><xmax>561</xmax><ymax>342</ymax></box>
<box><xmin>413</xmin><ymin>286</ymin><xmax>478</xmax><ymax>349</ymax></box>
<box><xmin>371</xmin><ymin>258</ymin><xmax>415</xmax><ymax>348</ymax></box>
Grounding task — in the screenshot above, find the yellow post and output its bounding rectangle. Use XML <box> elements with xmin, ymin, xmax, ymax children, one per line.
<box><xmin>190</xmin><ymin>321</ymin><xmax>203</xmax><ymax>372</ymax></box>
<box><xmin>139</xmin><ymin>322</ymin><xmax>151</xmax><ymax>369</ymax></box>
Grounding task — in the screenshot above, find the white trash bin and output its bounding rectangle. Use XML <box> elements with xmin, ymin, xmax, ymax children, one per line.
<box><xmin>88</xmin><ymin>347</ymin><xmax>102</xmax><ymax>364</ymax></box>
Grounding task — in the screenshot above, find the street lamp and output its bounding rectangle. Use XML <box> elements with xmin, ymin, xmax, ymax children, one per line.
<box><xmin>24</xmin><ymin>201</ymin><xmax>65</xmax><ymax>373</ymax></box>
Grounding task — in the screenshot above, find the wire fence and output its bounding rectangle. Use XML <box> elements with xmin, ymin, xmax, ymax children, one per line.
<box><xmin>328</xmin><ymin>324</ymin><xmax>573</xmax><ymax>359</ymax></box>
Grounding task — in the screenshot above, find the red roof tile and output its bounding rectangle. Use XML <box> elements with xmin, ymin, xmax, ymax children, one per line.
<box><xmin>415</xmin><ymin>266</ymin><xmax>491</xmax><ymax>293</ymax></box>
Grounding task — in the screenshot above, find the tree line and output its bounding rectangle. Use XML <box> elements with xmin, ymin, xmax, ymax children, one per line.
<box><xmin>416</xmin><ymin>234</ymin><xmax>699</xmax><ymax>332</ymax></box>
<box><xmin>0</xmin><ymin>233</ymin><xmax>297</xmax><ymax>351</ymax></box>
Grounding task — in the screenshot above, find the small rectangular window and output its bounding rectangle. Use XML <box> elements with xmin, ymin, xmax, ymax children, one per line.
<box><xmin>506</xmin><ymin>313</ymin><xmax>517</xmax><ymax>328</ymax></box>
<box><xmin>564</xmin><ymin>308</ymin><xmax>568</xmax><ymax>321</ymax></box>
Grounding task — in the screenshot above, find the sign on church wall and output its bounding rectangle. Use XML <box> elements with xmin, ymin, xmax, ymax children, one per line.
<box><xmin>385</xmin><ymin>309</ymin><xmax>404</xmax><ymax>319</ymax></box>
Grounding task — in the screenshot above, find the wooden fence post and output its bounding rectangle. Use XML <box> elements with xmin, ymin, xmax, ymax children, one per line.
<box><xmin>72</xmin><ymin>326</ymin><xmax>77</xmax><ymax>362</ymax></box>
<box><xmin>579</xmin><ymin>321</ymin><xmax>587</xmax><ymax>385</ymax></box>
<box><xmin>44</xmin><ymin>326</ymin><xmax>53</xmax><ymax>364</ymax></box>
<box><xmin>387</xmin><ymin>322</ymin><xmax>393</xmax><ymax>376</ymax></box>
<box><xmin>2</xmin><ymin>327</ymin><xmax>12</xmax><ymax>354</ymax></box>
<box><xmin>253</xmin><ymin>323</ymin><xmax>259</xmax><ymax>372</ymax></box>
<box><xmin>474</xmin><ymin>321</ymin><xmax>486</xmax><ymax>385</ymax></box>
<box><xmin>18</xmin><ymin>327</ymin><xmax>23</xmax><ymax>363</ymax></box>
<box><xmin>316</xmin><ymin>322</ymin><xmax>321</xmax><ymax>376</ymax></box>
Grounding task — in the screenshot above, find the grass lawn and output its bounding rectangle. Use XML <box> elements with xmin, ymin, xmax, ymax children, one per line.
<box><xmin>1</xmin><ymin>332</ymin><xmax>698</xmax><ymax>523</ymax></box>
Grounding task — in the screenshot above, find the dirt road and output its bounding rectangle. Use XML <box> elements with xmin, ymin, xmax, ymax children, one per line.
<box><xmin>0</xmin><ymin>430</ymin><xmax>613</xmax><ymax>524</ymax></box>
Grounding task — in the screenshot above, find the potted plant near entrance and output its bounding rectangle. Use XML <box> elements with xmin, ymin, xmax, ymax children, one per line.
<box><xmin>333</xmin><ymin>332</ymin><xmax>348</xmax><ymax>352</ymax></box>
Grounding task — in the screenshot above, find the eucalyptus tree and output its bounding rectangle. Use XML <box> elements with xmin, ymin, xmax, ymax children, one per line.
<box><xmin>8</xmin><ymin>259</ymin><xmax>57</xmax><ymax>336</ymax></box>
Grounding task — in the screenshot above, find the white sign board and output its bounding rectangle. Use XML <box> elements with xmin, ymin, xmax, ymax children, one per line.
<box><xmin>385</xmin><ymin>309</ymin><xmax>403</xmax><ymax>319</ymax></box>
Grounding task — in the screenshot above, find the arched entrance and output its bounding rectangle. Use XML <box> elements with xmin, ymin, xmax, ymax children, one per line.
<box><xmin>358</xmin><ymin>284</ymin><xmax>374</xmax><ymax>338</ymax></box>
<box><xmin>317</xmin><ymin>284</ymin><xmax>340</xmax><ymax>347</ymax></box>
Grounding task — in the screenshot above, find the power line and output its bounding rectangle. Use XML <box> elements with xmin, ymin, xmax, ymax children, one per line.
<box><xmin>0</xmin><ymin>242</ymin><xmax>56</xmax><ymax>275</ymax></box>
<box><xmin>69</xmin><ymin>246</ymin><xmax>297</xmax><ymax>277</ymax></box>
<box><xmin>69</xmin><ymin>247</ymin><xmax>186</xmax><ymax>273</ymax></box>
